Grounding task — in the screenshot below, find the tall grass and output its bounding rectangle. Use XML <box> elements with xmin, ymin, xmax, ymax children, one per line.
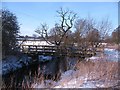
<box><xmin>75</xmin><ymin>60</ymin><xmax>119</xmax><ymax>88</ymax></box>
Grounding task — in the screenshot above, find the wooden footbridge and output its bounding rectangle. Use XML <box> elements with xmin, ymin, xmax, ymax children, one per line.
<box><xmin>20</xmin><ymin>45</ymin><xmax>95</xmax><ymax>59</ymax></box>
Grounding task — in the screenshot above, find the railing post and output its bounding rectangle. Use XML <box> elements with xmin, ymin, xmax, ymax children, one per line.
<box><xmin>22</xmin><ymin>45</ymin><xmax>24</xmax><ymax>52</ymax></box>
<box><xmin>35</xmin><ymin>46</ymin><xmax>37</xmax><ymax>52</ymax></box>
<box><xmin>28</xmin><ymin>46</ymin><xmax>30</xmax><ymax>53</ymax></box>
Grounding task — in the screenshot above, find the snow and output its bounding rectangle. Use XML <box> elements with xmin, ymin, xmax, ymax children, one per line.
<box><xmin>2</xmin><ymin>47</ymin><xmax>118</xmax><ymax>88</ymax></box>
<box><xmin>20</xmin><ymin>41</ymin><xmax>55</xmax><ymax>46</ymax></box>
<box><xmin>38</xmin><ymin>55</ymin><xmax>52</xmax><ymax>62</ymax></box>
<box><xmin>32</xmin><ymin>59</ymin><xmax>118</xmax><ymax>88</ymax></box>
<box><xmin>101</xmin><ymin>43</ymin><xmax>107</xmax><ymax>46</ymax></box>
<box><xmin>54</xmin><ymin>69</ymin><xmax>117</xmax><ymax>88</ymax></box>
<box><xmin>32</xmin><ymin>82</ymin><xmax>45</xmax><ymax>88</ymax></box>
<box><xmin>2</xmin><ymin>55</ymin><xmax>31</xmax><ymax>75</ymax></box>
<box><xmin>88</xmin><ymin>56</ymin><xmax>99</xmax><ymax>60</ymax></box>
<box><xmin>54</xmin><ymin>70</ymin><xmax>97</xmax><ymax>88</ymax></box>
<box><xmin>61</xmin><ymin>70</ymin><xmax>74</xmax><ymax>78</ymax></box>
<box><xmin>104</xmin><ymin>48</ymin><xmax>115</xmax><ymax>52</ymax></box>
<box><xmin>104</xmin><ymin>48</ymin><xmax>118</xmax><ymax>62</ymax></box>
<box><xmin>85</xmin><ymin>48</ymin><xmax>119</xmax><ymax>62</ymax></box>
<box><xmin>39</xmin><ymin>70</ymin><xmax>95</xmax><ymax>88</ymax></box>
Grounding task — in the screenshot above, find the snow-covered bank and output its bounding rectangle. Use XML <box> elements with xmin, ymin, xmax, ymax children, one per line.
<box><xmin>2</xmin><ymin>54</ymin><xmax>55</xmax><ymax>75</ymax></box>
<box><xmin>38</xmin><ymin>55</ymin><xmax>53</xmax><ymax>62</ymax></box>
<box><xmin>54</xmin><ymin>48</ymin><xmax>119</xmax><ymax>88</ymax></box>
<box><xmin>104</xmin><ymin>48</ymin><xmax>118</xmax><ymax>62</ymax></box>
<box><xmin>31</xmin><ymin>48</ymin><xmax>119</xmax><ymax>88</ymax></box>
<box><xmin>86</xmin><ymin>48</ymin><xmax>119</xmax><ymax>62</ymax></box>
<box><xmin>2</xmin><ymin>55</ymin><xmax>31</xmax><ymax>75</ymax></box>
<box><xmin>31</xmin><ymin>67</ymin><xmax>118</xmax><ymax>88</ymax></box>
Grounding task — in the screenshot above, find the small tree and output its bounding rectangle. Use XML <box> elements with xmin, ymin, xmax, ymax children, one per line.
<box><xmin>74</xmin><ymin>17</ymin><xmax>112</xmax><ymax>48</ymax></box>
<box><xmin>2</xmin><ymin>9</ymin><xmax>20</xmax><ymax>56</ymax></box>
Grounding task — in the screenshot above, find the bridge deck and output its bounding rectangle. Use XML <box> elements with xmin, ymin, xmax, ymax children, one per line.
<box><xmin>20</xmin><ymin>45</ymin><xmax>95</xmax><ymax>58</ymax></box>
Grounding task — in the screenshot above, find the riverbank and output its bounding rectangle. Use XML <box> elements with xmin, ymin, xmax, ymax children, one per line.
<box><xmin>2</xmin><ymin>54</ymin><xmax>54</xmax><ymax>76</ymax></box>
<box><xmin>31</xmin><ymin>48</ymin><xmax>119</xmax><ymax>88</ymax></box>
<box><xmin>1</xmin><ymin>55</ymin><xmax>32</xmax><ymax>75</ymax></box>
<box><xmin>31</xmin><ymin>59</ymin><xmax>119</xmax><ymax>88</ymax></box>
<box><xmin>54</xmin><ymin>61</ymin><xmax>118</xmax><ymax>88</ymax></box>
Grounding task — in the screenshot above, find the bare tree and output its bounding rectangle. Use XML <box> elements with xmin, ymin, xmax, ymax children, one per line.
<box><xmin>87</xmin><ymin>29</ymin><xmax>100</xmax><ymax>45</ymax></box>
<box><xmin>35</xmin><ymin>7</ymin><xmax>77</xmax><ymax>47</ymax></box>
<box><xmin>74</xmin><ymin>17</ymin><xmax>96</xmax><ymax>46</ymax></box>
<box><xmin>73</xmin><ymin>17</ymin><xmax>112</xmax><ymax>56</ymax></box>
<box><xmin>97</xmin><ymin>17</ymin><xmax>112</xmax><ymax>42</ymax></box>
<box><xmin>35</xmin><ymin>7</ymin><xmax>77</xmax><ymax>78</ymax></box>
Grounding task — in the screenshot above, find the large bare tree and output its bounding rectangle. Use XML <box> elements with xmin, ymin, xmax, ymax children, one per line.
<box><xmin>35</xmin><ymin>7</ymin><xmax>77</xmax><ymax>47</ymax></box>
<box><xmin>35</xmin><ymin>7</ymin><xmax>77</xmax><ymax>77</ymax></box>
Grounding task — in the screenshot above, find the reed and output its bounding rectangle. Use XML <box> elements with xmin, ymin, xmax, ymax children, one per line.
<box><xmin>75</xmin><ymin>60</ymin><xmax>119</xmax><ymax>88</ymax></box>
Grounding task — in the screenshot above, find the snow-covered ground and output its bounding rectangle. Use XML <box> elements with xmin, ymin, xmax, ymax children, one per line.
<box><xmin>2</xmin><ymin>55</ymin><xmax>31</xmax><ymax>75</ymax></box>
<box><xmin>104</xmin><ymin>48</ymin><xmax>118</xmax><ymax>62</ymax></box>
<box><xmin>2</xmin><ymin>55</ymin><xmax>54</xmax><ymax>75</ymax></box>
<box><xmin>54</xmin><ymin>70</ymin><xmax>102</xmax><ymax>88</ymax></box>
<box><xmin>31</xmin><ymin>69</ymin><xmax>118</xmax><ymax>88</ymax></box>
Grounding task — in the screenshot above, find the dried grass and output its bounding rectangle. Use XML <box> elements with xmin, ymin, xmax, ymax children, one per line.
<box><xmin>75</xmin><ymin>60</ymin><xmax>119</xmax><ymax>87</ymax></box>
